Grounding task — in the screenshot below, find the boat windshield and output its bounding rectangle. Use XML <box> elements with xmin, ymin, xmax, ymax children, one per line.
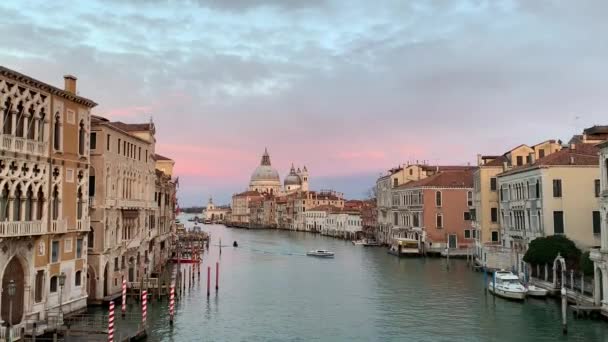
<box><xmin>501</xmin><ymin>279</ymin><xmax>521</xmax><ymax>285</ymax></box>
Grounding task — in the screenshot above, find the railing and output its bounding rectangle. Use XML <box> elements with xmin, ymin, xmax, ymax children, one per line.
<box><xmin>88</xmin><ymin>197</ymin><xmax>96</xmax><ymax>207</ymax></box>
<box><xmin>51</xmin><ymin>219</ymin><xmax>67</xmax><ymax>233</ymax></box>
<box><xmin>0</xmin><ymin>324</ymin><xmax>23</xmax><ymax>341</ymax></box>
<box><xmin>0</xmin><ymin>134</ymin><xmax>48</xmax><ymax>157</ymax></box>
<box><xmin>0</xmin><ymin>221</ymin><xmax>44</xmax><ymax>237</ymax></box>
<box><xmin>76</xmin><ymin>218</ymin><xmax>90</xmax><ymax>232</ymax></box>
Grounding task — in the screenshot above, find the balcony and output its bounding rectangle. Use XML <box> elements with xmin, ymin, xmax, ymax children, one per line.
<box><xmin>76</xmin><ymin>218</ymin><xmax>90</xmax><ymax>232</ymax></box>
<box><xmin>51</xmin><ymin>219</ymin><xmax>67</xmax><ymax>233</ymax></box>
<box><xmin>89</xmin><ymin>197</ymin><xmax>96</xmax><ymax>207</ymax></box>
<box><xmin>0</xmin><ymin>220</ymin><xmax>44</xmax><ymax>237</ymax></box>
<box><xmin>1</xmin><ymin>134</ymin><xmax>48</xmax><ymax>157</ymax></box>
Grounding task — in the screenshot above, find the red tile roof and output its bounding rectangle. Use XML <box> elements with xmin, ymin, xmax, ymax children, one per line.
<box><xmin>398</xmin><ymin>169</ymin><xmax>475</xmax><ymax>189</ymax></box>
<box><xmin>483</xmin><ymin>155</ymin><xmax>508</xmax><ymax>167</ymax></box>
<box><xmin>109</xmin><ymin>121</ymin><xmax>154</xmax><ymax>132</ymax></box>
<box><xmin>233</xmin><ymin>190</ymin><xmax>262</xmax><ymax>198</ymax></box>
<box><xmin>498</xmin><ymin>144</ymin><xmax>599</xmax><ymax>176</ymax></box>
<box><xmin>154</xmin><ymin>154</ymin><xmax>172</xmax><ymax>161</ymax></box>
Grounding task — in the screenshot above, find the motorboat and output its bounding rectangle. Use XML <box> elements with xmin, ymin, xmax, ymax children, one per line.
<box><xmin>352</xmin><ymin>239</ymin><xmax>366</xmax><ymax>245</ymax></box>
<box><xmin>363</xmin><ymin>239</ymin><xmax>382</xmax><ymax>247</ymax></box>
<box><xmin>306</xmin><ymin>250</ymin><xmax>335</xmax><ymax>258</ymax></box>
<box><xmin>488</xmin><ymin>270</ymin><xmax>527</xmax><ymax>300</ymax></box>
<box><xmin>526</xmin><ymin>284</ymin><xmax>548</xmax><ymax>298</ymax></box>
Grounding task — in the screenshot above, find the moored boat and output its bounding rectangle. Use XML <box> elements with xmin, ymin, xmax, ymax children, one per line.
<box><xmin>488</xmin><ymin>270</ymin><xmax>527</xmax><ymax>300</ymax></box>
<box><xmin>526</xmin><ymin>284</ymin><xmax>548</xmax><ymax>298</ymax></box>
<box><xmin>352</xmin><ymin>239</ymin><xmax>366</xmax><ymax>245</ymax></box>
<box><xmin>306</xmin><ymin>250</ymin><xmax>334</xmax><ymax>258</ymax></box>
<box><xmin>363</xmin><ymin>239</ymin><xmax>381</xmax><ymax>247</ymax></box>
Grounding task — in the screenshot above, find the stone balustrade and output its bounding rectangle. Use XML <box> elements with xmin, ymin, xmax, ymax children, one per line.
<box><xmin>0</xmin><ymin>220</ymin><xmax>44</xmax><ymax>237</ymax></box>
<box><xmin>0</xmin><ymin>134</ymin><xmax>48</xmax><ymax>157</ymax></box>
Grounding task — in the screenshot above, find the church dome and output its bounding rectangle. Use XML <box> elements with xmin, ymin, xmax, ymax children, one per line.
<box><xmin>251</xmin><ymin>165</ymin><xmax>280</xmax><ymax>182</ymax></box>
<box><xmin>249</xmin><ymin>148</ymin><xmax>281</xmax><ymax>185</ymax></box>
<box><xmin>284</xmin><ymin>164</ymin><xmax>302</xmax><ymax>186</ymax></box>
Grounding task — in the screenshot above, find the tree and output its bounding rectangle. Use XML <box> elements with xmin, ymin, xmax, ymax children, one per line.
<box><xmin>523</xmin><ymin>235</ymin><xmax>582</xmax><ymax>269</ymax></box>
<box><xmin>580</xmin><ymin>251</ymin><xmax>594</xmax><ymax>276</ymax></box>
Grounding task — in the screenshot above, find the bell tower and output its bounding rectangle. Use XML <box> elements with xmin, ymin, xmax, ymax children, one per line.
<box><xmin>298</xmin><ymin>165</ymin><xmax>309</xmax><ymax>191</ymax></box>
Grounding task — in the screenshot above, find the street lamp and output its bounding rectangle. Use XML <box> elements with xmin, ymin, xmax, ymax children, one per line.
<box><xmin>7</xmin><ymin>279</ymin><xmax>16</xmax><ymax>341</ymax></box>
<box><xmin>58</xmin><ymin>273</ymin><xmax>66</xmax><ymax>322</ymax></box>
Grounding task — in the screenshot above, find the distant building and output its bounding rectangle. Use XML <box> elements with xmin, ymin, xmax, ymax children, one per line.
<box><xmin>204</xmin><ymin>197</ymin><xmax>229</xmax><ymax>222</ymax></box>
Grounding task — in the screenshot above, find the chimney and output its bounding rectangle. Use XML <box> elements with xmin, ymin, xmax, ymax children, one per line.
<box><xmin>477</xmin><ymin>154</ymin><xmax>482</xmax><ymax>166</ymax></box>
<box><xmin>502</xmin><ymin>161</ymin><xmax>508</xmax><ymax>172</ymax></box>
<box><xmin>64</xmin><ymin>75</ymin><xmax>77</xmax><ymax>94</ymax></box>
<box><xmin>529</xmin><ymin>152</ymin><xmax>536</xmax><ymax>164</ymax></box>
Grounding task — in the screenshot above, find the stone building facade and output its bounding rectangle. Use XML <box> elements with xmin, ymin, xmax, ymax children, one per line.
<box><xmin>0</xmin><ymin>67</ymin><xmax>96</xmax><ymax>330</ymax></box>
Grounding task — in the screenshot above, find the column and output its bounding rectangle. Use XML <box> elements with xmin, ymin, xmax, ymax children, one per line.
<box><xmin>10</xmin><ymin>110</ymin><xmax>16</xmax><ymax>135</ymax></box>
<box><xmin>31</xmin><ymin>197</ymin><xmax>38</xmax><ymax>222</ymax></box>
<box><xmin>22</xmin><ymin>116</ymin><xmax>28</xmax><ymax>139</ymax></box>
<box><xmin>7</xmin><ymin>197</ymin><xmax>14</xmax><ymax>221</ymax></box>
<box><xmin>33</xmin><ymin>117</ymin><xmax>39</xmax><ymax>141</ymax></box>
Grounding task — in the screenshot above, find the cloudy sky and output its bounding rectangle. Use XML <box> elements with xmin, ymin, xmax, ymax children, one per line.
<box><xmin>2</xmin><ymin>0</ymin><xmax>607</xmax><ymax>206</ymax></box>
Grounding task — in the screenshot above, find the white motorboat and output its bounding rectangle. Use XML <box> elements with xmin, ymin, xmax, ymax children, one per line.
<box><xmin>488</xmin><ymin>270</ymin><xmax>527</xmax><ymax>300</ymax></box>
<box><xmin>363</xmin><ymin>239</ymin><xmax>382</xmax><ymax>247</ymax></box>
<box><xmin>352</xmin><ymin>239</ymin><xmax>366</xmax><ymax>245</ymax></box>
<box><xmin>306</xmin><ymin>250</ymin><xmax>335</xmax><ymax>258</ymax></box>
<box><xmin>526</xmin><ymin>284</ymin><xmax>548</xmax><ymax>298</ymax></box>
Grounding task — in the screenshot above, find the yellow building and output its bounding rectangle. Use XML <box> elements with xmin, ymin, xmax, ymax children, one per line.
<box><xmin>0</xmin><ymin>67</ymin><xmax>96</xmax><ymax>330</ymax></box>
<box><xmin>472</xmin><ymin>140</ymin><xmax>562</xmax><ymax>268</ymax></box>
<box><xmin>497</xmin><ymin>143</ymin><xmax>600</xmax><ymax>273</ymax></box>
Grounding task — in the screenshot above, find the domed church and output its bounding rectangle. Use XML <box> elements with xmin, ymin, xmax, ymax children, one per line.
<box><xmin>249</xmin><ymin>148</ymin><xmax>282</xmax><ymax>195</ymax></box>
<box><xmin>248</xmin><ymin>149</ymin><xmax>309</xmax><ymax>195</ymax></box>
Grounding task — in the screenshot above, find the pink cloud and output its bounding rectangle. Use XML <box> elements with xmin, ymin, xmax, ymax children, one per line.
<box><xmin>105</xmin><ymin>105</ymin><xmax>154</xmax><ymax>118</ymax></box>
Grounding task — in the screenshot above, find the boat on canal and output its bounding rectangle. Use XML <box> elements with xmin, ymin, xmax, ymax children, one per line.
<box><xmin>352</xmin><ymin>239</ymin><xmax>366</xmax><ymax>245</ymax></box>
<box><xmin>306</xmin><ymin>250</ymin><xmax>335</xmax><ymax>258</ymax></box>
<box><xmin>363</xmin><ymin>239</ymin><xmax>381</xmax><ymax>247</ymax></box>
<box><xmin>526</xmin><ymin>284</ymin><xmax>548</xmax><ymax>298</ymax></box>
<box><xmin>488</xmin><ymin>270</ymin><xmax>527</xmax><ymax>300</ymax></box>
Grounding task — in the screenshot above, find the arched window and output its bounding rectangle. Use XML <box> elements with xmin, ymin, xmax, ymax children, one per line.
<box><xmin>25</xmin><ymin>186</ymin><xmax>34</xmax><ymax>221</ymax></box>
<box><xmin>535</xmin><ymin>181</ymin><xmax>540</xmax><ymax>198</ymax></box>
<box><xmin>0</xmin><ymin>183</ymin><xmax>9</xmax><ymax>221</ymax></box>
<box><xmin>88</xmin><ymin>226</ymin><xmax>94</xmax><ymax>250</ymax></box>
<box><xmin>14</xmin><ymin>184</ymin><xmax>23</xmax><ymax>221</ymax></box>
<box><xmin>27</xmin><ymin>106</ymin><xmax>35</xmax><ymax>139</ymax></box>
<box><xmin>50</xmin><ymin>276</ymin><xmax>58</xmax><ymax>293</ymax></box>
<box><xmin>78</xmin><ymin>120</ymin><xmax>85</xmax><ymax>155</ymax></box>
<box><xmin>15</xmin><ymin>101</ymin><xmax>24</xmax><ymax>137</ymax></box>
<box><xmin>3</xmin><ymin>98</ymin><xmax>13</xmax><ymax>135</ymax></box>
<box><xmin>75</xmin><ymin>270</ymin><xmax>82</xmax><ymax>287</ymax></box>
<box><xmin>52</xmin><ymin>185</ymin><xmax>59</xmax><ymax>220</ymax></box>
<box><xmin>53</xmin><ymin>113</ymin><xmax>61</xmax><ymax>151</ymax></box>
<box><xmin>435</xmin><ymin>191</ymin><xmax>442</xmax><ymax>207</ymax></box>
<box><xmin>77</xmin><ymin>186</ymin><xmax>83</xmax><ymax>219</ymax></box>
<box><xmin>37</xmin><ymin>187</ymin><xmax>44</xmax><ymax>220</ymax></box>
<box><xmin>38</xmin><ymin>109</ymin><xmax>46</xmax><ymax>142</ymax></box>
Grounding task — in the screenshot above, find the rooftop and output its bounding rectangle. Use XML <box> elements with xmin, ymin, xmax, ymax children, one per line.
<box><xmin>498</xmin><ymin>143</ymin><xmax>599</xmax><ymax>177</ymax></box>
<box><xmin>398</xmin><ymin>169</ymin><xmax>475</xmax><ymax>189</ymax></box>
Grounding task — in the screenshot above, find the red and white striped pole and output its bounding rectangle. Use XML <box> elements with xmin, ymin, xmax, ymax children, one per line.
<box><xmin>121</xmin><ymin>278</ymin><xmax>127</xmax><ymax>317</ymax></box>
<box><xmin>108</xmin><ymin>301</ymin><xmax>115</xmax><ymax>342</ymax></box>
<box><xmin>169</xmin><ymin>284</ymin><xmax>175</xmax><ymax>325</ymax></box>
<box><xmin>142</xmin><ymin>290</ymin><xmax>148</xmax><ymax>326</ymax></box>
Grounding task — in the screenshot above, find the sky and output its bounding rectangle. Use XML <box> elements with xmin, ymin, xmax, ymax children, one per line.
<box><xmin>1</xmin><ymin>0</ymin><xmax>607</xmax><ymax>206</ymax></box>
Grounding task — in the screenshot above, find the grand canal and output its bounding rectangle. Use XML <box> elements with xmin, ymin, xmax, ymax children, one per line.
<box><xmin>110</xmin><ymin>216</ymin><xmax>608</xmax><ymax>341</ymax></box>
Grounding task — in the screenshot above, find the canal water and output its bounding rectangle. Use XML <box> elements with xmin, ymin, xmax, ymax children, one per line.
<box><xmin>107</xmin><ymin>215</ymin><xmax>608</xmax><ymax>341</ymax></box>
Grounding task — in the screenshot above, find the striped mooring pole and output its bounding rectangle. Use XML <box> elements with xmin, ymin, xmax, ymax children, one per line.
<box><xmin>121</xmin><ymin>278</ymin><xmax>127</xmax><ymax>317</ymax></box>
<box><xmin>108</xmin><ymin>301</ymin><xmax>115</xmax><ymax>342</ymax></box>
<box><xmin>142</xmin><ymin>290</ymin><xmax>148</xmax><ymax>326</ymax></box>
<box><xmin>169</xmin><ymin>284</ymin><xmax>175</xmax><ymax>325</ymax></box>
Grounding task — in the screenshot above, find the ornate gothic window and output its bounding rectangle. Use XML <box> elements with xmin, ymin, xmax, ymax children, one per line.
<box><xmin>3</xmin><ymin>98</ymin><xmax>12</xmax><ymax>135</ymax></box>
<box><xmin>53</xmin><ymin>113</ymin><xmax>61</xmax><ymax>151</ymax></box>
<box><xmin>78</xmin><ymin>120</ymin><xmax>85</xmax><ymax>155</ymax></box>
<box><xmin>52</xmin><ymin>185</ymin><xmax>59</xmax><ymax>220</ymax></box>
